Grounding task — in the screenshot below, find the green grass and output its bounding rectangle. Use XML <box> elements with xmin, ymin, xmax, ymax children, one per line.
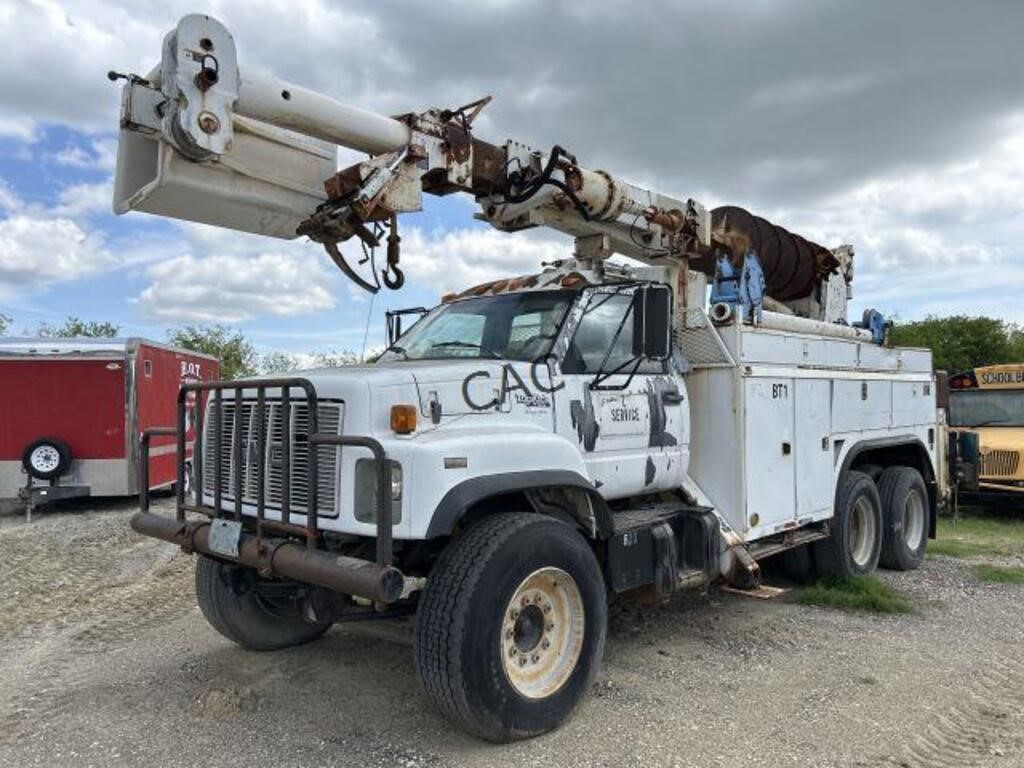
<box><xmin>794</xmin><ymin>575</ymin><xmax>914</xmax><ymax>615</ymax></box>
<box><xmin>974</xmin><ymin>565</ymin><xmax>1024</xmax><ymax>584</ymax></box>
<box><xmin>931</xmin><ymin>516</ymin><xmax>1024</xmax><ymax>559</ymax></box>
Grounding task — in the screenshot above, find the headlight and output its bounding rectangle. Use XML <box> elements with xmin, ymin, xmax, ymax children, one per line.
<box><xmin>354</xmin><ymin>458</ymin><xmax>402</xmax><ymax>524</ymax></box>
<box><xmin>390</xmin><ymin>464</ymin><xmax>403</xmax><ymax>501</ymax></box>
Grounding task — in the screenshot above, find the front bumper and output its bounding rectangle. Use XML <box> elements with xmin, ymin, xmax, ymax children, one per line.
<box><xmin>130</xmin><ymin>511</ymin><xmax>404</xmax><ymax>603</ymax></box>
<box><xmin>136</xmin><ymin>377</ymin><xmax>404</xmax><ymax>604</ymax></box>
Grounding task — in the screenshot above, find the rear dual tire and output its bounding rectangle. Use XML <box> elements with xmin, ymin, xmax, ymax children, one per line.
<box><xmin>878</xmin><ymin>466</ymin><xmax>929</xmax><ymax>571</ymax></box>
<box><xmin>811</xmin><ymin>466</ymin><xmax>928</xmax><ymax>578</ymax></box>
<box><xmin>814</xmin><ymin>470</ymin><xmax>883</xmax><ymax>578</ymax></box>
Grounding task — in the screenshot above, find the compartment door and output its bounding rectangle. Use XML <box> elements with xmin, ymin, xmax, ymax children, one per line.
<box><xmin>794</xmin><ymin>379</ymin><xmax>833</xmax><ymax>519</ymax></box>
<box><xmin>743</xmin><ymin>377</ymin><xmax>795</xmax><ymax>536</ymax></box>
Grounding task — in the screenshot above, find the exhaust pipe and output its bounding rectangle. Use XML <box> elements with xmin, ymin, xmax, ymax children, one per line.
<box><xmin>710</xmin><ymin>301</ymin><xmax>734</xmax><ymax>324</ymax></box>
<box><xmin>131</xmin><ymin>512</ymin><xmax>405</xmax><ymax>604</ymax></box>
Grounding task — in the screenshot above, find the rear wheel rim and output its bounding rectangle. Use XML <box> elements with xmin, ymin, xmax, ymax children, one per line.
<box><xmin>903</xmin><ymin>488</ymin><xmax>925</xmax><ymax>549</ymax></box>
<box><xmin>29</xmin><ymin>445</ymin><xmax>60</xmax><ymax>474</ymax></box>
<box><xmin>850</xmin><ymin>496</ymin><xmax>877</xmax><ymax>567</ymax></box>
<box><xmin>500</xmin><ymin>567</ymin><xmax>585</xmax><ymax>700</ymax></box>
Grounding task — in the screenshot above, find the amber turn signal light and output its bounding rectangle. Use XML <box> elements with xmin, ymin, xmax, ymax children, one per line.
<box><xmin>391</xmin><ymin>404</ymin><xmax>417</xmax><ymax>434</ymax></box>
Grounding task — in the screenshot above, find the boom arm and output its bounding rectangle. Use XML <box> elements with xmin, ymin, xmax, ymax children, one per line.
<box><xmin>113</xmin><ymin>14</ymin><xmax>847</xmax><ymax>317</ymax></box>
<box><xmin>113</xmin><ymin>15</ymin><xmax>710</xmax><ymax>289</ymax></box>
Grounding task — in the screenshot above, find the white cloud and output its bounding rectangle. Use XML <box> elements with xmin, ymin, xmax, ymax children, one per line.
<box><xmin>55</xmin><ymin>180</ymin><xmax>112</xmax><ymax>217</ymax></box>
<box><xmin>52</xmin><ymin>145</ymin><xmax>93</xmax><ymax>168</ymax></box>
<box><xmin>0</xmin><ymin>181</ymin><xmax>122</xmax><ymax>295</ymax></box>
<box><xmin>138</xmin><ymin>246</ymin><xmax>338</xmax><ymax>323</ymax></box>
<box><xmin>0</xmin><ymin>181</ymin><xmax>19</xmax><ymax>212</ymax></box>
<box><xmin>0</xmin><ymin>0</ymin><xmax>166</xmax><ymax>135</ymax></box>
<box><xmin>52</xmin><ymin>139</ymin><xmax>118</xmax><ymax>171</ymax></box>
<box><xmin>756</xmin><ymin>112</ymin><xmax>1024</xmax><ymax>321</ymax></box>
<box><xmin>0</xmin><ymin>116</ymin><xmax>35</xmax><ymax>141</ymax></box>
<box><xmin>0</xmin><ymin>184</ymin><xmax>182</xmax><ymax>295</ymax></box>
<box><xmin>0</xmin><ymin>214</ymin><xmax>117</xmax><ymax>290</ymax></box>
<box><xmin>400</xmin><ymin>226</ymin><xmax>572</xmax><ymax>296</ymax></box>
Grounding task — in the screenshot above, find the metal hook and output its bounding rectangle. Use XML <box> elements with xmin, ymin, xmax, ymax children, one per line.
<box><xmin>381</xmin><ymin>214</ymin><xmax>404</xmax><ymax>290</ymax></box>
<box><xmin>382</xmin><ymin>263</ymin><xmax>404</xmax><ymax>290</ymax></box>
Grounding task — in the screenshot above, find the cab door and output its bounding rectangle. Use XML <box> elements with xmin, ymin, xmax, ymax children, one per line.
<box><xmin>554</xmin><ymin>287</ymin><xmax>684</xmax><ymax>498</ymax></box>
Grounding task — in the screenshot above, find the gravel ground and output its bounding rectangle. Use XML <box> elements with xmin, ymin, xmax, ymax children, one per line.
<box><xmin>1</xmin><ymin>498</ymin><xmax>1023</xmax><ymax>768</ymax></box>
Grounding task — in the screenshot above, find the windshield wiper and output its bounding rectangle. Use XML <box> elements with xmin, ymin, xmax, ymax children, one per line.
<box><xmin>970</xmin><ymin>418</ymin><xmax>1013</xmax><ymax>427</ymax></box>
<box><xmin>431</xmin><ymin>341</ymin><xmax>501</xmax><ymax>359</ymax></box>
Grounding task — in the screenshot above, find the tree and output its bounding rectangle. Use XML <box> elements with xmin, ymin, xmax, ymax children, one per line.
<box><xmin>311</xmin><ymin>349</ymin><xmax>360</xmax><ymax>367</ymax></box>
<box><xmin>258</xmin><ymin>348</ymin><xmax>360</xmax><ymax>374</ymax></box>
<box><xmin>1011</xmin><ymin>326</ymin><xmax>1024</xmax><ymax>363</ymax></box>
<box><xmin>259</xmin><ymin>350</ymin><xmax>302</xmax><ymax>375</ymax></box>
<box><xmin>168</xmin><ymin>324</ymin><xmax>257</xmax><ymax>380</ymax></box>
<box><xmin>0</xmin><ymin>313</ymin><xmax>10</xmax><ymax>335</ymax></box>
<box><xmin>34</xmin><ymin>316</ymin><xmax>120</xmax><ymax>338</ymax></box>
<box><xmin>890</xmin><ymin>315</ymin><xmax>1019</xmax><ymax>373</ymax></box>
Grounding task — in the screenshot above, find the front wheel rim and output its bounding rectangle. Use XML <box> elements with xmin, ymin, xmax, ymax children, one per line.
<box><xmin>903</xmin><ymin>489</ymin><xmax>926</xmax><ymax>549</ymax></box>
<box><xmin>500</xmin><ymin>567</ymin><xmax>585</xmax><ymax>700</ymax></box>
<box><xmin>850</xmin><ymin>496</ymin><xmax>877</xmax><ymax>567</ymax></box>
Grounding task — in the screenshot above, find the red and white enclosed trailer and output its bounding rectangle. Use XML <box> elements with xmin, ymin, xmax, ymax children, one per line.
<box><xmin>0</xmin><ymin>338</ymin><xmax>218</xmax><ymax>514</ymax></box>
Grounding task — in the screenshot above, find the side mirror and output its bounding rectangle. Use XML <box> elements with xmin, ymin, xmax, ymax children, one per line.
<box><xmin>632</xmin><ymin>284</ymin><xmax>672</xmax><ymax>360</ymax></box>
<box><xmin>386</xmin><ymin>306</ymin><xmax>429</xmax><ymax>347</ymax></box>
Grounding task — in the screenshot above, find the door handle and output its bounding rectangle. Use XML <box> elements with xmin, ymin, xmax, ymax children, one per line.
<box><xmin>662</xmin><ymin>391</ymin><xmax>684</xmax><ymax>405</ymax></box>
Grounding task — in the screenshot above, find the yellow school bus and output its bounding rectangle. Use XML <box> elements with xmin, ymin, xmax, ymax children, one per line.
<box><xmin>948</xmin><ymin>364</ymin><xmax>1024</xmax><ymax>493</ymax></box>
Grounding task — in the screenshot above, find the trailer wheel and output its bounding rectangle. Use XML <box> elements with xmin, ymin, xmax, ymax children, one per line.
<box><xmin>878</xmin><ymin>466</ymin><xmax>928</xmax><ymax>571</ymax></box>
<box><xmin>194</xmin><ymin>556</ymin><xmax>332</xmax><ymax>651</ymax></box>
<box><xmin>415</xmin><ymin>513</ymin><xmax>606</xmax><ymax>742</ymax></box>
<box><xmin>21</xmin><ymin>437</ymin><xmax>72</xmax><ymax>480</ymax></box>
<box><xmin>813</xmin><ymin>470</ymin><xmax>882</xmax><ymax>578</ymax></box>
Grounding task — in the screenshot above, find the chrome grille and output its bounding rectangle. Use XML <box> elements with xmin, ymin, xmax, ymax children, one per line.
<box><xmin>202</xmin><ymin>399</ymin><xmax>343</xmax><ymax>515</ymax></box>
<box><xmin>980</xmin><ymin>450</ymin><xmax>1021</xmax><ymax>478</ymax></box>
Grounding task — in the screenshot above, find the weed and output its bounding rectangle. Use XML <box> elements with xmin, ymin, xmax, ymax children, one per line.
<box><xmin>931</xmin><ymin>516</ymin><xmax>1024</xmax><ymax>559</ymax></box>
<box><xmin>794</xmin><ymin>576</ymin><xmax>914</xmax><ymax>614</ymax></box>
<box><xmin>973</xmin><ymin>565</ymin><xmax>1024</xmax><ymax>584</ymax></box>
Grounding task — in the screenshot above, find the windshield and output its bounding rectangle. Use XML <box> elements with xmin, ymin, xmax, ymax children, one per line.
<box><xmin>378</xmin><ymin>291</ymin><xmax>574</xmax><ymax>362</ymax></box>
<box><xmin>949</xmin><ymin>390</ymin><xmax>1024</xmax><ymax>427</ymax></box>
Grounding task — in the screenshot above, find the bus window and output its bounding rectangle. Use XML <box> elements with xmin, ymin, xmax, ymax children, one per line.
<box><xmin>949</xmin><ymin>390</ymin><xmax>1024</xmax><ymax>427</ymax></box>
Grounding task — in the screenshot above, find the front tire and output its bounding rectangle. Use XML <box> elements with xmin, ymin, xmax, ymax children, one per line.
<box><xmin>195</xmin><ymin>556</ymin><xmax>332</xmax><ymax>651</ymax></box>
<box><xmin>813</xmin><ymin>470</ymin><xmax>883</xmax><ymax>578</ymax></box>
<box><xmin>878</xmin><ymin>466</ymin><xmax>929</xmax><ymax>571</ymax></box>
<box><xmin>415</xmin><ymin>513</ymin><xmax>607</xmax><ymax>742</ymax></box>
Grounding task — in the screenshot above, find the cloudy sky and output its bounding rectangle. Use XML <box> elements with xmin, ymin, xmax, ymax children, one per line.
<box><xmin>1</xmin><ymin>0</ymin><xmax>1022</xmax><ymax>356</ymax></box>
